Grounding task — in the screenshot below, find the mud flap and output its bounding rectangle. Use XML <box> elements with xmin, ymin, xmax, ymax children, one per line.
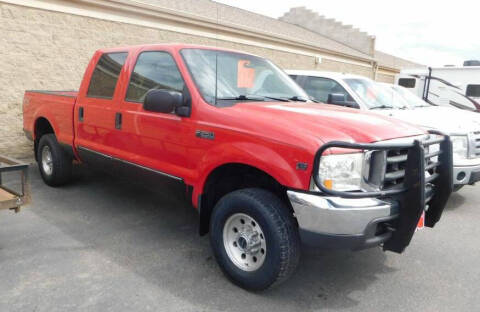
<box><xmin>425</xmin><ymin>138</ymin><xmax>453</xmax><ymax>227</ymax></box>
<box><xmin>383</xmin><ymin>141</ymin><xmax>425</xmax><ymax>253</ymax></box>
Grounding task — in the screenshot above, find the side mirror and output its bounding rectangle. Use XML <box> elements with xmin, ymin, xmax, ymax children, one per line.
<box><xmin>327</xmin><ymin>93</ymin><xmax>347</xmax><ymax>105</ymax></box>
<box><xmin>143</xmin><ymin>90</ymin><xmax>183</xmax><ymax>114</ymax></box>
<box><xmin>327</xmin><ymin>93</ymin><xmax>358</xmax><ymax>108</ymax></box>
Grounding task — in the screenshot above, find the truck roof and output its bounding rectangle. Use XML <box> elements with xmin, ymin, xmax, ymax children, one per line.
<box><xmin>96</xmin><ymin>43</ymin><xmax>261</xmax><ymax>57</ymax></box>
<box><xmin>285</xmin><ymin>70</ymin><xmax>367</xmax><ymax>80</ymax></box>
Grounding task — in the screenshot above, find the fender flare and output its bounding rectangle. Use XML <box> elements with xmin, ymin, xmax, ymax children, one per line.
<box><xmin>190</xmin><ymin>141</ymin><xmax>310</xmax><ymax>208</ymax></box>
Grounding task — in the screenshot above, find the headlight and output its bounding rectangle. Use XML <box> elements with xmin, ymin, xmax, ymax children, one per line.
<box><xmin>315</xmin><ymin>153</ymin><xmax>364</xmax><ymax>191</ymax></box>
<box><xmin>450</xmin><ymin>135</ymin><xmax>468</xmax><ymax>161</ymax></box>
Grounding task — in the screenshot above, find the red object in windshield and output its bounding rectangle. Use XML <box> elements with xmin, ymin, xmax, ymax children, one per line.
<box><xmin>367</xmin><ymin>87</ymin><xmax>376</xmax><ymax>100</ymax></box>
<box><xmin>237</xmin><ymin>60</ymin><xmax>255</xmax><ymax>88</ymax></box>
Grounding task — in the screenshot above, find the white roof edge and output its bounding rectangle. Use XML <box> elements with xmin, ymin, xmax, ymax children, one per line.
<box><xmin>285</xmin><ymin>69</ymin><xmax>369</xmax><ymax>79</ymax></box>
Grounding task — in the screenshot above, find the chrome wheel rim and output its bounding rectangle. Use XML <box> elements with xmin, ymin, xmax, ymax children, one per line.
<box><xmin>223</xmin><ymin>213</ymin><xmax>267</xmax><ymax>271</ymax></box>
<box><xmin>41</xmin><ymin>145</ymin><xmax>53</xmax><ymax>176</ymax></box>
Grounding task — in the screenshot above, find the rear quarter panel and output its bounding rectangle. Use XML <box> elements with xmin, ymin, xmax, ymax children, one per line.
<box><xmin>23</xmin><ymin>91</ymin><xmax>77</xmax><ymax>145</ymax></box>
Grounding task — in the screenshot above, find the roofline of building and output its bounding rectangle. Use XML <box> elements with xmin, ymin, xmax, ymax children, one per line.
<box><xmin>2</xmin><ymin>0</ymin><xmax>378</xmax><ymax>64</ymax></box>
<box><xmin>1</xmin><ymin>0</ymin><xmax>417</xmax><ymax>74</ymax></box>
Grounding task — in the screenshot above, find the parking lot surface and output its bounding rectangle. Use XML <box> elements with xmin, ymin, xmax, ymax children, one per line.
<box><xmin>1</xmin><ymin>165</ymin><xmax>479</xmax><ymax>312</ymax></box>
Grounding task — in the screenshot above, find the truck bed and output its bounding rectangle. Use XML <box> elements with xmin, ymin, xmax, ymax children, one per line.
<box><xmin>23</xmin><ymin>90</ymin><xmax>78</xmax><ymax>147</ymax></box>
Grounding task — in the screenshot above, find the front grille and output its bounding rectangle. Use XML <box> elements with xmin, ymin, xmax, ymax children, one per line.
<box><xmin>380</xmin><ymin>136</ymin><xmax>443</xmax><ymax>204</ymax></box>
<box><xmin>384</xmin><ymin>148</ymin><xmax>408</xmax><ymax>189</ymax></box>
<box><xmin>470</xmin><ymin>131</ymin><xmax>480</xmax><ymax>157</ymax></box>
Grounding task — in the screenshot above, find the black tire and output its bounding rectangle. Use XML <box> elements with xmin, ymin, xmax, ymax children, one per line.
<box><xmin>209</xmin><ymin>188</ymin><xmax>300</xmax><ymax>291</ymax></box>
<box><xmin>37</xmin><ymin>134</ymin><xmax>72</xmax><ymax>186</ymax></box>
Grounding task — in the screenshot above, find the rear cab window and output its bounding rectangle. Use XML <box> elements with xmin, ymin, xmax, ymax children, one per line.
<box><xmin>87</xmin><ymin>52</ymin><xmax>128</xmax><ymax>99</ymax></box>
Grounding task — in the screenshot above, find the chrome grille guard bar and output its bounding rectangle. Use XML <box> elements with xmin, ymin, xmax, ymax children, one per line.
<box><xmin>312</xmin><ymin>130</ymin><xmax>451</xmax><ymax>199</ymax></box>
<box><xmin>311</xmin><ymin>130</ymin><xmax>453</xmax><ymax>253</ymax></box>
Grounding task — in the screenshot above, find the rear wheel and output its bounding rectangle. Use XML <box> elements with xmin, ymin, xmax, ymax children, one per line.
<box><xmin>209</xmin><ymin>188</ymin><xmax>300</xmax><ymax>291</ymax></box>
<box><xmin>37</xmin><ymin>134</ymin><xmax>72</xmax><ymax>186</ymax></box>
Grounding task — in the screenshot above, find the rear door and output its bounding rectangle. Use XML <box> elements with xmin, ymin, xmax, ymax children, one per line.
<box><xmin>74</xmin><ymin>51</ymin><xmax>128</xmax><ymax>168</ymax></box>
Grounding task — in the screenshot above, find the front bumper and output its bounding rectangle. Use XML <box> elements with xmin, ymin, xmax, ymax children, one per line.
<box><xmin>287</xmin><ymin>191</ymin><xmax>398</xmax><ymax>250</ymax></box>
<box><xmin>453</xmin><ymin>164</ymin><xmax>480</xmax><ymax>185</ymax></box>
<box><xmin>294</xmin><ymin>132</ymin><xmax>453</xmax><ymax>253</ymax></box>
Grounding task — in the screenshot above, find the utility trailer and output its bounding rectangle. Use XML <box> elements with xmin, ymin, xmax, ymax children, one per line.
<box><xmin>0</xmin><ymin>155</ymin><xmax>31</xmax><ymax>213</ymax></box>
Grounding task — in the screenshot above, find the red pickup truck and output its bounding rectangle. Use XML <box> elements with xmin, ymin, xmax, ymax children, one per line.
<box><xmin>23</xmin><ymin>44</ymin><xmax>453</xmax><ymax>290</ymax></box>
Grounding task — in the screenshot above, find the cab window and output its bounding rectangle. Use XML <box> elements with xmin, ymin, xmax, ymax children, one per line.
<box><xmin>125</xmin><ymin>51</ymin><xmax>185</xmax><ymax>103</ymax></box>
<box><xmin>87</xmin><ymin>52</ymin><xmax>128</xmax><ymax>99</ymax></box>
<box><xmin>398</xmin><ymin>78</ymin><xmax>416</xmax><ymax>88</ymax></box>
<box><xmin>466</xmin><ymin>85</ymin><xmax>480</xmax><ymax>97</ymax></box>
<box><xmin>295</xmin><ymin>76</ymin><xmax>353</xmax><ymax>103</ymax></box>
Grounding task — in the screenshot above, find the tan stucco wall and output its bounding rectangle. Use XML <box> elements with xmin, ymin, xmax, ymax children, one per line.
<box><xmin>0</xmin><ymin>3</ymin><xmax>382</xmax><ymax>158</ymax></box>
<box><xmin>376</xmin><ymin>73</ymin><xmax>396</xmax><ymax>83</ymax></box>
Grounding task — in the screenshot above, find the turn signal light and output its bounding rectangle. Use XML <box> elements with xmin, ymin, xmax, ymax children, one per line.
<box><xmin>324</xmin><ymin>179</ymin><xmax>333</xmax><ymax>189</ymax></box>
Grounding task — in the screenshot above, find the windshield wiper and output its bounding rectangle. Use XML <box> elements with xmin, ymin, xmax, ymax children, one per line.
<box><xmin>370</xmin><ymin>105</ymin><xmax>394</xmax><ymax>110</ymax></box>
<box><xmin>260</xmin><ymin>95</ymin><xmax>290</xmax><ymax>102</ymax></box>
<box><xmin>217</xmin><ymin>95</ymin><xmax>266</xmax><ymax>101</ymax></box>
<box><xmin>285</xmin><ymin>96</ymin><xmax>308</xmax><ymax>102</ymax></box>
<box><xmin>217</xmin><ymin>95</ymin><xmax>289</xmax><ymax>102</ymax></box>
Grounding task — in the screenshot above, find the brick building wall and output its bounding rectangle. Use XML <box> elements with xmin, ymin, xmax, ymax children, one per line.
<box><xmin>0</xmin><ymin>2</ymin><xmax>404</xmax><ymax>159</ymax></box>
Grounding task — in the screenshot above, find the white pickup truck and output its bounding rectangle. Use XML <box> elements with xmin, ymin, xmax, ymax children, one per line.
<box><xmin>287</xmin><ymin>70</ymin><xmax>480</xmax><ymax>190</ymax></box>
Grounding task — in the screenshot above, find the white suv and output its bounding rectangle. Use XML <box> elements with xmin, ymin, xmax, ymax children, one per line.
<box><xmin>288</xmin><ymin>70</ymin><xmax>480</xmax><ymax>190</ymax></box>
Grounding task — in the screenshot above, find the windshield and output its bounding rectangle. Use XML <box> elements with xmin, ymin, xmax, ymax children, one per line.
<box><xmin>344</xmin><ymin>78</ymin><xmax>400</xmax><ymax>109</ymax></box>
<box><xmin>181</xmin><ymin>49</ymin><xmax>309</xmax><ymax>107</ymax></box>
<box><xmin>376</xmin><ymin>84</ymin><xmax>412</xmax><ymax>109</ymax></box>
<box><xmin>392</xmin><ymin>85</ymin><xmax>432</xmax><ymax>108</ymax></box>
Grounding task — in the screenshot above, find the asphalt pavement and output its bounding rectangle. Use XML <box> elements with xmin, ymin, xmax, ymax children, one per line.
<box><xmin>0</xmin><ymin>165</ymin><xmax>479</xmax><ymax>312</ymax></box>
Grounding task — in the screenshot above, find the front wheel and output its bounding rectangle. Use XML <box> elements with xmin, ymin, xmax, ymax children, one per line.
<box><xmin>209</xmin><ymin>188</ymin><xmax>300</xmax><ymax>291</ymax></box>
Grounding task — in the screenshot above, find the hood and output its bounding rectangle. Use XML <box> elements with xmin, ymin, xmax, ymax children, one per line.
<box><xmin>375</xmin><ymin>106</ymin><xmax>480</xmax><ymax>134</ymax></box>
<box><xmin>215</xmin><ymin>102</ymin><xmax>425</xmax><ymax>154</ymax></box>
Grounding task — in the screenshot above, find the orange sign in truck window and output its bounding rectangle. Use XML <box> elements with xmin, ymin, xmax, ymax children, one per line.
<box><xmin>237</xmin><ymin>60</ymin><xmax>255</xmax><ymax>89</ymax></box>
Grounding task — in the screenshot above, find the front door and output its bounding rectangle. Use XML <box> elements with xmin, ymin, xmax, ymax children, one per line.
<box><xmin>111</xmin><ymin>49</ymin><xmax>193</xmax><ymax>186</ymax></box>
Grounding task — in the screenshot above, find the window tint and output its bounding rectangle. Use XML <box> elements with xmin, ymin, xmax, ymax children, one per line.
<box><xmin>298</xmin><ymin>76</ymin><xmax>353</xmax><ymax>103</ymax></box>
<box><xmin>87</xmin><ymin>52</ymin><xmax>127</xmax><ymax>99</ymax></box>
<box><xmin>466</xmin><ymin>85</ymin><xmax>480</xmax><ymax>97</ymax></box>
<box><xmin>126</xmin><ymin>51</ymin><xmax>185</xmax><ymax>103</ymax></box>
<box><xmin>398</xmin><ymin>78</ymin><xmax>416</xmax><ymax>88</ymax></box>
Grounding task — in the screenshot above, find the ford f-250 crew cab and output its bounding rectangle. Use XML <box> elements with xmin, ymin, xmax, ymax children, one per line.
<box><xmin>288</xmin><ymin>70</ymin><xmax>478</xmax><ymax>191</ymax></box>
<box><xmin>23</xmin><ymin>44</ymin><xmax>453</xmax><ymax>291</ymax></box>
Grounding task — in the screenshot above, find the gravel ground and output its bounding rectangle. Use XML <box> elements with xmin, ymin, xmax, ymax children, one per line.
<box><xmin>0</xmin><ymin>165</ymin><xmax>479</xmax><ymax>312</ymax></box>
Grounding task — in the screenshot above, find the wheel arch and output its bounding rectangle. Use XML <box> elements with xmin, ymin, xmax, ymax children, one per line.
<box><xmin>197</xmin><ymin>162</ymin><xmax>297</xmax><ymax>236</ymax></box>
<box><xmin>33</xmin><ymin>117</ymin><xmax>55</xmax><ymax>160</ymax></box>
